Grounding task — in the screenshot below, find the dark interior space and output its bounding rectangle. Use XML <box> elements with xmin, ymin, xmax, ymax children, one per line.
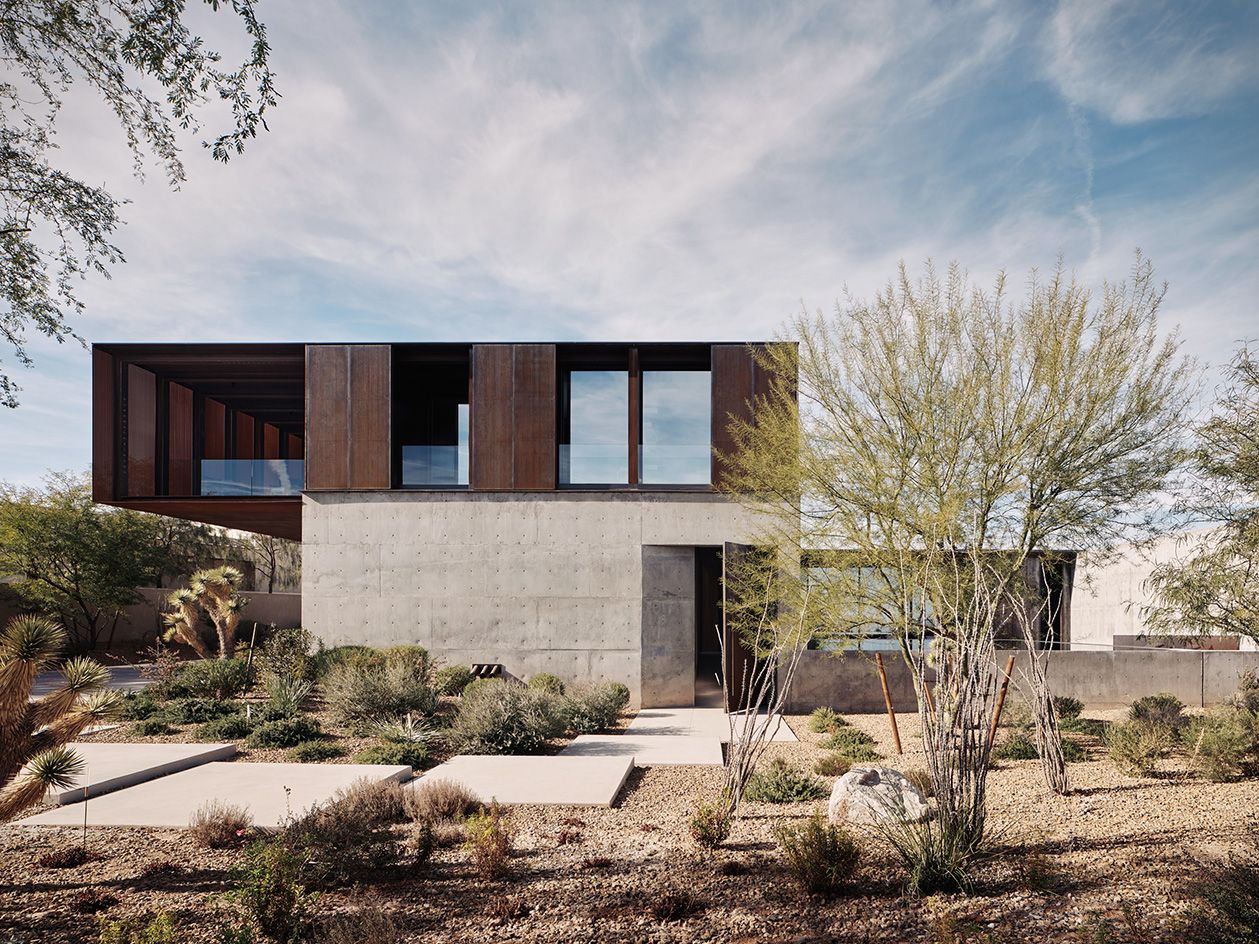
<box><xmin>392</xmin><ymin>346</ymin><xmax>471</xmax><ymax>487</ymax></box>
<box><xmin>695</xmin><ymin>545</ymin><xmax>724</xmax><ymax>707</ymax></box>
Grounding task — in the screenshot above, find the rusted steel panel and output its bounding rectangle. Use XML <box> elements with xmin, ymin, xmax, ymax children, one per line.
<box><xmin>349</xmin><ymin>345</ymin><xmax>391</xmax><ymax>489</ymax></box>
<box><xmin>125</xmin><ymin>364</ymin><xmax>157</xmax><ymax>497</ymax></box>
<box><xmin>167</xmin><ymin>382</ymin><xmax>194</xmax><ymax>496</ymax></box>
<box><xmin>92</xmin><ymin>349</ymin><xmax>116</xmax><ymax>502</ymax></box>
<box><xmin>305</xmin><ymin>345</ymin><xmax>350</xmax><ymax>490</ymax></box>
<box><xmin>511</xmin><ymin>344</ymin><xmax>556</xmax><ymax>489</ymax></box>
<box><xmin>111</xmin><ymin>498</ymin><xmax>301</xmax><ymax>541</ymax></box>
<box><xmin>470</xmin><ymin>344</ymin><xmax>513</xmax><ymax>489</ymax></box>
<box><xmin>262</xmin><ymin>423</ymin><xmax>281</xmax><ymax>460</ymax></box>
<box><xmin>234</xmin><ymin>412</ymin><xmax>256</xmax><ymax>460</ymax></box>
<box><xmin>204</xmin><ymin>399</ymin><xmax>227</xmax><ymax>460</ymax></box>
<box><xmin>710</xmin><ymin>344</ymin><xmax>755</xmax><ymax>488</ymax></box>
<box><xmin>286</xmin><ymin>433</ymin><xmax>303</xmax><ymax>462</ymax></box>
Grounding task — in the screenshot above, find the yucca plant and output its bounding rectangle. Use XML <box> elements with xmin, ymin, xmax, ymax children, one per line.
<box><xmin>162</xmin><ymin>566</ymin><xmax>248</xmax><ymax>659</ymax></box>
<box><xmin>0</xmin><ymin>615</ymin><xmax>123</xmax><ymax>821</ymax></box>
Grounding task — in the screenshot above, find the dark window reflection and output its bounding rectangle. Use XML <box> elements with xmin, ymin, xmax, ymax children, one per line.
<box><xmin>640</xmin><ymin>370</ymin><xmax>710</xmax><ymax>484</ymax></box>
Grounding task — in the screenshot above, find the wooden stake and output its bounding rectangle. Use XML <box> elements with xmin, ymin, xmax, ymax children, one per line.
<box><xmin>988</xmin><ymin>654</ymin><xmax>1017</xmax><ymax>750</ymax></box>
<box><xmin>875</xmin><ymin>653</ymin><xmax>902</xmax><ymax>755</ymax></box>
<box><xmin>922</xmin><ymin>675</ymin><xmax>937</xmax><ymax>722</ymax></box>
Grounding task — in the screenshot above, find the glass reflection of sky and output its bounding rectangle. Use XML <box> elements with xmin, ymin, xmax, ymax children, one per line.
<box><xmin>562</xmin><ymin>370</ymin><xmax>628</xmax><ymax>484</ymax></box>
<box><xmin>401</xmin><ymin>404</ymin><xmax>468</xmax><ymax>486</ymax></box>
<box><xmin>641</xmin><ymin>370</ymin><xmax>710</xmax><ymax>484</ymax></box>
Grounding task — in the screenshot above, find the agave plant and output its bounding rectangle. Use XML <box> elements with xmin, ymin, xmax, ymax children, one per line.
<box><xmin>163</xmin><ymin>566</ymin><xmax>248</xmax><ymax>660</ymax></box>
<box><xmin>369</xmin><ymin>713</ymin><xmax>444</xmax><ymax>746</ymax></box>
<box><xmin>0</xmin><ymin>615</ymin><xmax>123</xmax><ymax>821</ymax></box>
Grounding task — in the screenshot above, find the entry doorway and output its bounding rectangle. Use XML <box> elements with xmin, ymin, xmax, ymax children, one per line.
<box><xmin>694</xmin><ymin>547</ymin><xmax>723</xmax><ymax>707</ymax></box>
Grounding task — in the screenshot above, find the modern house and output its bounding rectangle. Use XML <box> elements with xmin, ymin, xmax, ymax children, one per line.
<box><xmin>90</xmin><ymin>341</ymin><xmax>783</xmax><ymax>706</ymax></box>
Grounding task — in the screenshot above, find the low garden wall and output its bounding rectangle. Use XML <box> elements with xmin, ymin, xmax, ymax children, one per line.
<box><xmin>784</xmin><ymin>647</ymin><xmax>1259</xmax><ymax>713</ymax></box>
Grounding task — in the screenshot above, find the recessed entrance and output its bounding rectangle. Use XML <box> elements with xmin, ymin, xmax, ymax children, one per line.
<box><xmin>694</xmin><ymin>546</ymin><xmax>724</xmax><ymax>707</ymax></box>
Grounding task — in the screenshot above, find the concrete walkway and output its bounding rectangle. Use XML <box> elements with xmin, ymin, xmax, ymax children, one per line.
<box><xmin>627</xmin><ymin>707</ymin><xmax>798</xmax><ymax>743</ymax></box>
<box><xmin>49</xmin><ymin>742</ymin><xmax>236</xmax><ymax>804</ymax></box>
<box><xmin>413</xmin><ymin>756</ymin><xmax>634</xmax><ymax>807</ymax></box>
<box><xmin>561</xmin><ymin>734</ymin><xmax>723</xmax><ymax>766</ymax></box>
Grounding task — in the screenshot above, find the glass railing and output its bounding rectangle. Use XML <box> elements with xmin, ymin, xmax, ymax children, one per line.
<box><xmin>639</xmin><ymin>444</ymin><xmax>711</xmax><ymax>485</ymax></box>
<box><xmin>559</xmin><ymin>443</ymin><xmax>628</xmax><ymax>485</ymax></box>
<box><xmin>400</xmin><ymin>445</ymin><xmax>468</xmax><ymax>487</ymax></box>
<box><xmin>200</xmin><ymin>459</ymin><xmax>304</xmax><ymax>496</ymax></box>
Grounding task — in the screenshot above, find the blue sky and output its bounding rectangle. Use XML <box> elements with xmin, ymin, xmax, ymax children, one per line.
<box><xmin>3</xmin><ymin>0</ymin><xmax>1257</xmax><ymax>486</ymax></box>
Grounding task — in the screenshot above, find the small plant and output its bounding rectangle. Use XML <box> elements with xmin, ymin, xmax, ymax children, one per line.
<box><xmin>744</xmin><ymin>758</ymin><xmax>828</xmax><ymax>803</ymax></box>
<box><xmin>821</xmin><ymin>727</ymin><xmax>880</xmax><ymax>761</ymax></box>
<box><xmin>1104</xmin><ymin>721</ymin><xmax>1171</xmax><ymax>777</ymax></box>
<box><xmin>230</xmin><ymin>839</ymin><xmax>314</xmax><ymax>943</ymax></box>
<box><xmin>72</xmin><ymin>889</ymin><xmax>119</xmax><ymax>914</ymax></box>
<box><xmin>245</xmin><ymin>715</ymin><xmax>322</xmax><ymax>749</ymax></box>
<box><xmin>261</xmin><ymin>672</ymin><xmax>313</xmax><ymax>720</ymax></box>
<box><xmin>648</xmin><ymin>890</ymin><xmax>704</xmax><ymax>922</ymax></box>
<box><xmin>97</xmin><ymin>910</ymin><xmax>178</xmax><ymax>944</ymax></box>
<box><xmin>38</xmin><ymin>846</ymin><xmax>91</xmax><ymax>868</ymax></box>
<box><xmin>773</xmin><ymin>812</ymin><xmax>862</xmax><ymax>896</ymax></box>
<box><xmin>527</xmin><ymin>672</ymin><xmax>566</xmax><ymax>696</ymax></box>
<box><xmin>1129</xmin><ymin>692</ymin><xmax>1186</xmax><ymax>731</ymax></box>
<box><xmin>324</xmin><ymin>658</ymin><xmax>437</xmax><ymax>729</ymax></box>
<box><xmin>1060</xmin><ymin>738</ymin><xmax>1088</xmax><ymax>763</ymax></box>
<box><xmin>165</xmin><ymin>658</ymin><xmax>255</xmax><ymax>700</ymax></box>
<box><xmin>189</xmin><ymin>799</ymin><xmax>253</xmax><ymax>849</ymax></box>
<box><xmin>486</xmin><ymin>896</ymin><xmax>530</xmax><ymax>920</ymax></box>
<box><xmin>562</xmin><ymin>681</ymin><xmax>631</xmax><ymax>734</ymax></box>
<box><xmin>992</xmin><ymin>731</ymin><xmax>1038</xmax><ymax>761</ymax></box>
<box><xmin>555</xmin><ymin>828</ymin><xmax>581</xmax><ymax>845</ymax></box>
<box><xmin>131</xmin><ymin>718</ymin><xmax>176</xmax><ymax>737</ymax></box>
<box><xmin>287</xmin><ymin>740</ymin><xmax>345</xmax><ymax>763</ymax></box>
<box><xmin>120</xmin><ymin>690</ymin><xmax>162</xmax><ymax>721</ymax></box>
<box><xmin>873</xmin><ymin>812</ymin><xmax>991</xmax><ymax>898</ymax></box>
<box><xmin>448</xmin><ymin>680</ymin><xmax>566</xmax><ymax>755</ymax></box>
<box><xmin>369</xmin><ymin>714</ymin><xmax>444</xmax><ymax>747</ymax></box>
<box><xmin>404</xmin><ymin>779</ymin><xmax>484</xmax><ymax>824</ymax></box>
<box><xmin>196</xmin><ymin>714</ymin><xmax>253</xmax><ymax>741</ymax></box>
<box><xmin>814</xmin><ymin>753</ymin><xmax>852</xmax><ymax>777</ymax></box>
<box><xmin>353</xmin><ymin>742</ymin><xmax>429</xmax><ymax>769</ymax></box>
<box><xmin>902</xmin><ymin>767</ymin><xmax>935</xmax><ymax>798</ymax></box>
<box><xmin>464</xmin><ymin>801</ymin><xmax>514</xmax><ymax>880</ymax></box>
<box><xmin>254</xmin><ymin>627</ymin><xmax>316</xmax><ymax>684</ymax></box>
<box><xmin>582</xmin><ymin>856</ymin><xmax>613</xmax><ymax>869</ymax></box>
<box><xmin>162</xmin><ymin>697</ymin><xmax>240</xmax><ymax>724</ymax></box>
<box><xmin>283</xmin><ymin>778</ymin><xmax>407</xmax><ymax>888</ymax></box>
<box><xmin>1052</xmin><ymin>695</ymin><xmax>1084</xmax><ymax>720</ymax></box>
<box><xmin>1019</xmin><ymin>853</ymin><xmax>1062</xmax><ymax>893</ymax></box>
<box><xmin>1232</xmin><ymin>669</ymin><xmax>1259</xmax><ymax>713</ymax></box>
<box><xmin>1059</xmin><ymin>716</ymin><xmax>1108</xmax><ymax>737</ymax></box>
<box><xmin>1183</xmin><ymin>710</ymin><xmax>1259</xmax><ymax>782</ymax></box>
<box><xmin>808</xmin><ymin>706</ymin><xmax>847</xmax><ymax>733</ymax></box>
<box><xmin>688</xmin><ymin>798</ymin><xmax>731</xmax><ymax>848</ymax></box>
<box><xmin>434</xmin><ymin>664</ymin><xmax>475</xmax><ymax>696</ymax></box>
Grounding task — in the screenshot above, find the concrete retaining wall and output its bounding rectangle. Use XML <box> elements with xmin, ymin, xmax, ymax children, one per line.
<box><xmin>784</xmin><ymin>647</ymin><xmax>1259</xmax><ymax>712</ymax></box>
<box><xmin>301</xmin><ymin>491</ymin><xmax>757</xmax><ymax>706</ymax></box>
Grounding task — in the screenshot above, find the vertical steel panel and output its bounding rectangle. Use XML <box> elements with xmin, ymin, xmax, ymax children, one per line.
<box><xmin>627</xmin><ymin>347</ymin><xmax>640</xmax><ymax>486</ymax></box>
<box><xmin>92</xmin><ymin>350</ymin><xmax>116</xmax><ymax>502</ymax></box>
<box><xmin>305</xmin><ymin>345</ymin><xmax>350</xmax><ymax>490</ymax></box>
<box><xmin>262</xmin><ymin>423</ymin><xmax>281</xmax><ymax>460</ymax></box>
<box><xmin>167</xmin><ymin>382</ymin><xmax>194</xmax><ymax>496</ymax></box>
<box><xmin>349</xmin><ymin>344</ymin><xmax>391</xmax><ymax>489</ymax></box>
<box><xmin>286</xmin><ymin>433</ymin><xmax>303</xmax><ymax>463</ymax></box>
<box><xmin>710</xmin><ymin>344</ymin><xmax>755</xmax><ymax>488</ymax></box>
<box><xmin>125</xmin><ymin>364</ymin><xmax>157</xmax><ymax>497</ymax></box>
<box><xmin>470</xmin><ymin>344</ymin><xmax>513</xmax><ymax>489</ymax></box>
<box><xmin>234</xmin><ymin>412</ymin><xmax>256</xmax><ymax>460</ymax></box>
<box><xmin>511</xmin><ymin>344</ymin><xmax>556</xmax><ymax>489</ymax></box>
<box><xmin>204</xmin><ymin>399</ymin><xmax>227</xmax><ymax>461</ymax></box>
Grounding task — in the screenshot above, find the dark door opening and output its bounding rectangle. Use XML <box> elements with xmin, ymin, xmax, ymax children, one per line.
<box><xmin>695</xmin><ymin>546</ymin><xmax>724</xmax><ymax>708</ymax></box>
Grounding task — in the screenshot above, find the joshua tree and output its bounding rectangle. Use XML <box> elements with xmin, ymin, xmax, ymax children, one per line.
<box><xmin>0</xmin><ymin>615</ymin><xmax>123</xmax><ymax>821</ymax></box>
<box><xmin>163</xmin><ymin>566</ymin><xmax>248</xmax><ymax>660</ymax></box>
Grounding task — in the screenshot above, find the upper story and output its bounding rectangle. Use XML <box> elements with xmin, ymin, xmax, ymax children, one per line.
<box><xmin>91</xmin><ymin>341</ymin><xmax>792</xmax><ymax>540</ymax></box>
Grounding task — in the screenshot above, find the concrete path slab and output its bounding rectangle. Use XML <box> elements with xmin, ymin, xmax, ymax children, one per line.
<box><xmin>49</xmin><ymin>742</ymin><xmax>236</xmax><ymax>804</ymax></box>
<box><xmin>561</xmin><ymin>734</ymin><xmax>723</xmax><ymax>766</ymax></box>
<box><xmin>628</xmin><ymin>707</ymin><xmax>798</xmax><ymax>743</ymax></box>
<box><xmin>32</xmin><ymin>664</ymin><xmax>153</xmax><ymax>698</ymax></box>
<box><xmin>22</xmin><ymin>762</ymin><xmax>411</xmax><ymax>828</ymax></box>
<box><xmin>413</xmin><ymin>756</ymin><xmax>634</xmax><ymax>806</ymax></box>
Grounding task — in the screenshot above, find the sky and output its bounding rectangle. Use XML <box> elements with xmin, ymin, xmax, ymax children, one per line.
<box><xmin>2</xmin><ymin>0</ymin><xmax>1258</xmax><ymax>486</ymax></box>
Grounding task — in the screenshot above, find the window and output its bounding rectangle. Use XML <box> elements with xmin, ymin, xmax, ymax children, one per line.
<box><xmin>560</xmin><ymin>369</ymin><xmax>628</xmax><ymax>485</ymax></box>
<box><xmin>394</xmin><ymin>357</ymin><xmax>469</xmax><ymax>487</ymax></box>
<box><xmin>640</xmin><ymin>369</ymin><xmax>710</xmax><ymax>484</ymax></box>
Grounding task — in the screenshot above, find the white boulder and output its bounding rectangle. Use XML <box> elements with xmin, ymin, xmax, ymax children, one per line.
<box><xmin>827</xmin><ymin>766</ymin><xmax>930</xmax><ymax>825</ymax></box>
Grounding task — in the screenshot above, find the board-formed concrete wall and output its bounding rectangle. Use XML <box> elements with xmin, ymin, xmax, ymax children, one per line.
<box><xmin>302</xmin><ymin>492</ymin><xmax>758</xmax><ymax>706</ymax></box>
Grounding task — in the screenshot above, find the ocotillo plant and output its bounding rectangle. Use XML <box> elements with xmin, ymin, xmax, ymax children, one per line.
<box><xmin>163</xmin><ymin>565</ymin><xmax>248</xmax><ymax>659</ymax></box>
<box><xmin>0</xmin><ymin>615</ymin><xmax>122</xmax><ymax>821</ymax></box>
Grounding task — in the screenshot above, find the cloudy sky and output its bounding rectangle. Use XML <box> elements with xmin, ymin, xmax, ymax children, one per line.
<box><xmin>2</xmin><ymin>0</ymin><xmax>1257</xmax><ymax>485</ymax></box>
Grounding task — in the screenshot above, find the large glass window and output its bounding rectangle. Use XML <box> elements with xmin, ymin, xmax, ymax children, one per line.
<box><xmin>560</xmin><ymin>370</ymin><xmax>628</xmax><ymax>485</ymax></box>
<box><xmin>394</xmin><ymin>360</ymin><xmax>469</xmax><ymax>487</ymax></box>
<box><xmin>640</xmin><ymin>370</ymin><xmax>711</xmax><ymax>484</ymax></box>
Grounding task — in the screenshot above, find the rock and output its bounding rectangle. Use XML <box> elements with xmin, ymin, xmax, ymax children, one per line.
<box><xmin>827</xmin><ymin>767</ymin><xmax>930</xmax><ymax>825</ymax></box>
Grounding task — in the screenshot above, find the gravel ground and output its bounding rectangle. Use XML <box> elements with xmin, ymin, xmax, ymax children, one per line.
<box><xmin>3</xmin><ymin>709</ymin><xmax>1254</xmax><ymax>944</ymax></box>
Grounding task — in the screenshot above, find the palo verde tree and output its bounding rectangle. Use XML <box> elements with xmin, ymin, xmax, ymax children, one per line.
<box><xmin>1144</xmin><ymin>344</ymin><xmax>1259</xmax><ymax>642</ymax></box>
<box><xmin>723</xmin><ymin>256</ymin><xmax>1192</xmax><ymax>886</ymax></box>
<box><xmin>0</xmin><ymin>0</ymin><xmax>277</xmax><ymax>406</ymax></box>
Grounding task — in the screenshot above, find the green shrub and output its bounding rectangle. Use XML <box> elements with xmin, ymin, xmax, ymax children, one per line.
<box><xmin>808</xmin><ymin>707</ymin><xmax>847</xmax><ymax>733</ymax></box>
<box><xmin>1129</xmin><ymin>693</ymin><xmax>1186</xmax><ymax>731</ymax></box>
<box><xmin>96</xmin><ymin>911</ymin><xmax>178</xmax><ymax>944</ymax></box>
<box><xmin>196</xmin><ymin>714</ymin><xmax>252</xmax><ymax>741</ymax></box>
<box><xmin>744</xmin><ymin>759</ymin><xmax>828</xmax><ymax>803</ymax></box>
<box><xmin>992</xmin><ymin>731</ymin><xmax>1038</xmax><ymax>761</ymax></box>
<box><xmin>1105</xmin><ymin>721</ymin><xmax>1170</xmax><ymax>777</ymax></box>
<box><xmin>1059</xmin><ymin>716</ymin><xmax>1107</xmax><ymax>737</ymax></box>
<box><xmin>166</xmin><ymin>658</ymin><xmax>255</xmax><ymax>700</ymax></box>
<box><xmin>287</xmin><ymin>740</ymin><xmax>345</xmax><ymax>763</ymax></box>
<box><xmin>464</xmin><ymin>801</ymin><xmax>514</xmax><ymax>880</ymax></box>
<box><xmin>161</xmin><ymin>697</ymin><xmax>240</xmax><ymax>725</ymax></box>
<box><xmin>689</xmin><ymin>799</ymin><xmax>731</xmax><ymax>848</ymax></box>
<box><xmin>1183</xmin><ymin>710</ymin><xmax>1259</xmax><ymax>782</ymax></box>
<box><xmin>282</xmin><ymin>778</ymin><xmax>407</xmax><ymax>888</ymax></box>
<box><xmin>353</xmin><ymin>742</ymin><xmax>429</xmax><ymax>769</ymax></box>
<box><xmin>261</xmin><ymin>672</ymin><xmax>313</xmax><ymax>720</ymax></box>
<box><xmin>527</xmin><ymin>672</ymin><xmax>566</xmax><ymax>696</ymax></box>
<box><xmin>874</xmin><ymin>812</ymin><xmax>990</xmax><ymax>898</ymax></box>
<box><xmin>1232</xmin><ymin>669</ymin><xmax>1259</xmax><ymax>713</ymax></box>
<box><xmin>821</xmin><ymin>727</ymin><xmax>880</xmax><ymax>761</ymax></box>
<box><xmin>1060</xmin><ymin>738</ymin><xmax>1088</xmax><ymax>763</ymax></box>
<box><xmin>448</xmin><ymin>680</ymin><xmax>566</xmax><ymax>755</ymax></box>
<box><xmin>312</xmin><ymin>644</ymin><xmax>382</xmax><ymax>677</ymax></box>
<box><xmin>814</xmin><ymin>753</ymin><xmax>852</xmax><ymax>777</ymax></box>
<box><xmin>1052</xmin><ymin>695</ymin><xmax>1084</xmax><ymax>720</ymax></box>
<box><xmin>254</xmin><ymin>627</ymin><xmax>316</xmax><ymax>683</ymax></box>
<box><xmin>324</xmin><ymin>659</ymin><xmax>437</xmax><ymax>730</ymax></box>
<box><xmin>434</xmin><ymin>664</ymin><xmax>475</xmax><ymax>696</ymax></box>
<box><xmin>119</xmin><ymin>690</ymin><xmax>161</xmax><ymax>721</ymax></box>
<box><xmin>131</xmin><ymin>718</ymin><xmax>175</xmax><ymax>737</ymax></box>
<box><xmin>773</xmin><ymin>812</ymin><xmax>862</xmax><ymax>896</ymax></box>
<box><xmin>563</xmin><ymin>682</ymin><xmax>631</xmax><ymax>734</ymax></box>
<box><xmin>245</xmin><ymin>716</ymin><xmax>322</xmax><ymax>749</ymax></box>
<box><xmin>230</xmin><ymin>839</ymin><xmax>314</xmax><ymax>942</ymax></box>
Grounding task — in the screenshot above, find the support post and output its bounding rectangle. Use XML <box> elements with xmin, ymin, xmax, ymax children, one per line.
<box><xmin>875</xmin><ymin>653</ymin><xmax>902</xmax><ymax>755</ymax></box>
<box><xmin>988</xmin><ymin>654</ymin><xmax>1017</xmax><ymax>750</ymax></box>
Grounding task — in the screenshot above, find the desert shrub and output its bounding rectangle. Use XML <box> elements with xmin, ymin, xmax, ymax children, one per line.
<box><xmin>808</xmin><ymin>706</ymin><xmax>847</xmax><ymax>733</ymax></box>
<box><xmin>1059</xmin><ymin>716</ymin><xmax>1108</xmax><ymax>737</ymax></box>
<box><xmin>1060</xmin><ymin>738</ymin><xmax>1088</xmax><ymax>763</ymax></box>
<box><xmin>119</xmin><ymin>690</ymin><xmax>162</xmax><ymax>721</ymax></box>
<box><xmin>821</xmin><ymin>726</ymin><xmax>875</xmax><ymax>751</ymax></box>
<box><xmin>1052</xmin><ymin>695</ymin><xmax>1084</xmax><ymax>720</ymax></box>
<box><xmin>527</xmin><ymin>672</ymin><xmax>566</xmax><ymax>696</ymax></box>
<box><xmin>1105</xmin><ymin>721</ymin><xmax>1171</xmax><ymax>777</ymax></box>
<box><xmin>563</xmin><ymin>681</ymin><xmax>632</xmax><ymax>734</ymax></box>
<box><xmin>166</xmin><ymin>658</ymin><xmax>255</xmax><ymax>700</ymax></box>
<box><xmin>1129</xmin><ymin>692</ymin><xmax>1186</xmax><ymax>731</ymax></box>
<box><xmin>689</xmin><ymin>798</ymin><xmax>731</xmax><ymax>848</ymax></box>
<box><xmin>999</xmin><ymin>700</ymin><xmax>1034</xmax><ymax>728</ymax></box>
<box><xmin>648</xmin><ymin>891</ymin><xmax>704</xmax><ymax>922</ymax></box>
<box><xmin>814</xmin><ymin>753</ymin><xmax>852</xmax><ymax>777</ymax></box>
<box><xmin>231</xmin><ymin>839</ymin><xmax>314</xmax><ymax>943</ymax></box>
<box><xmin>131</xmin><ymin>718</ymin><xmax>175</xmax><ymax>737</ymax></box>
<box><xmin>288</xmin><ymin>740</ymin><xmax>345</xmax><ymax>763</ymax></box>
<box><xmin>97</xmin><ymin>911</ymin><xmax>177</xmax><ymax>944</ymax></box>
<box><xmin>39</xmin><ymin>846</ymin><xmax>91</xmax><ymax>868</ymax></box>
<box><xmin>773</xmin><ymin>812</ymin><xmax>862</xmax><ymax>896</ymax></box>
<box><xmin>874</xmin><ymin>812</ymin><xmax>990</xmax><ymax>897</ymax></box>
<box><xmin>1183</xmin><ymin>833</ymin><xmax>1259</xmax><ymax>944</ymax></box>
<box><xmin>464</xmin><ymin>801</ymin><xmax>514</xmax><ymax>880</ymax></box>
<box><xmin>435</xmin><ymin>664</ymin><xmax>475</xmax><ymax>696</ymax></box>
<box><xmin>315</xmin><ymin>910</ymin><xmax>405</xmax><ymax>944</ymax></box>
<box><xmin>261</xmin><ymin>672</ymin><xmax>314</xmax><ymax>720</ymax></box>
<box><xmin>189</xmin><ymin>800</ymin><xmax>253</xmax><ymax>849</ymax></box>
<box><xmin>448</xmin><ymin>680</ymin><xmax>566</xmax><ymax>755</ymax></box>
<box><xmin>354</xmin><ymin>742</ymin><xmax>429</xmax><ymax>769</ymax></box>
<box><xmin>254</xmin><ymin>627</ymin><xmax>316</xmax><ymax>683</ymax></box>
<box><xmin>744</xmin><ymin>759</ymin><xmax>828</xmax><ymax>803</ymax></box>
<box><xmin>196</xmin><ymin>714</ymin><xmax>252</xmax><ymax>741</ymax></box>
<box><xmin>284</xmin><ymin>778</ymin><xmax>407</xmax><ymax>888</ymax></box>
<box><xmin>1183</xmin><ymin>710</ymin><xmax>1259</xmax><ymax>782</ymax></box>
<box><xmin>324</xmin><ymin>659</ymin><xmax>437</xmax><ymax>729</ymax></box>
<box><xmin>1232</xmin><ymin>669</ymin><xmax>1259</xmax><ymax>713</ymax></box>
<box><xmin>902</xmin><ymin>767</ymin><xmax>935</xmax><ymax>798</ymax></box>
<box><xmin>245</xmin><ymin>715</ymin><xmax>322</xmax><ymax>749</ymax></box>
<box><xmin>312</xmin><ymin>644</ymin><xmax>382</xmax><ymax>677</ymax></box>
<box><xmin>992</xmin><ymin>731</ymin><xmax>1038</xmax><ymax>761</ymax></box>
<box><xmin>405</xmin><ymin>779</ymin><xmax>483</xmax><ymax>824</ymax></box>
<box><xmin>161</xmin><ymin>697</ymin><xmax>240</xmax><ymax>725</ymax></box>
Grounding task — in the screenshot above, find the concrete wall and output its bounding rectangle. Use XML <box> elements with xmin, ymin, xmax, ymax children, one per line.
<box><xmin>641</xmin><ymin>546</ymin><xmax>696</xmax><ymax>707</ymax></box>
<box><xmin>783</xmin><ymin>647</ymin><xmax>1259</xmax><ymax>712</ymax></box>
<box><xmin>302</xmin><ymin>491</ymin><xmax>758</xmax><ymax>705</ymax></box>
